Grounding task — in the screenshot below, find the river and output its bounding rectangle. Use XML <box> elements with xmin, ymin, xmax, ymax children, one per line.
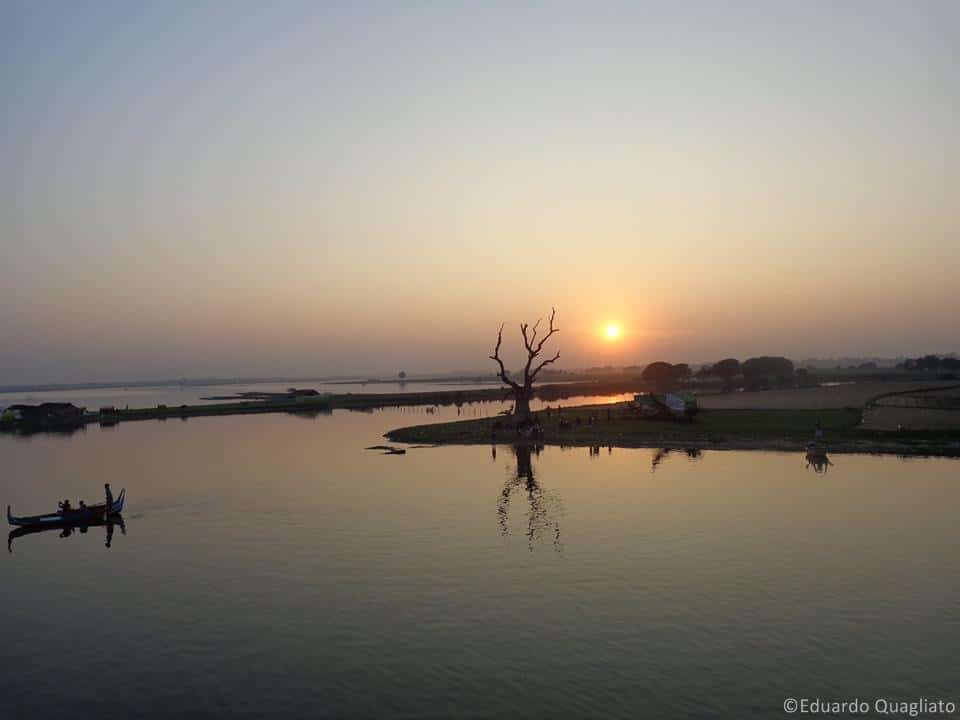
<box><xmin>2</xmin><ymin>402</ymin><xmax>957</xmax><ymax>718</ymax></box>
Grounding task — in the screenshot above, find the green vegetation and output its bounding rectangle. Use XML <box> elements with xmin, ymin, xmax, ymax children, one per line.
<box><xmin>388</xmin><ymin>404</ymin><xmax>859</xmax><ymax>443</ymax></box>
<box><xmin>386</xmin><ymin>403</ymin><xmax>960</xmax><ymax>455</ymax></box>
<box><xmin>642</xmin><ymin>361</ymin><xmax>691</xmax><ymax>383</ymax></box>
<box><xmin>647</xmin><ymin>355</ymin><xmax>797</xmax><ymax>390</ymax></box>
<box><xmin>741</xmin><ymin>356</ymin><xmax>795</xmax><ymax>389</ymax></box>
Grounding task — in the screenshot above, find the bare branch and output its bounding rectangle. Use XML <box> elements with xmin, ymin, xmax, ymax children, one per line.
<box><xmin>490</xmin><ymin>323</ymin><xmax>521</xmax><ymax>390</ymax></box>
<box><xmin>522</xmin><ymin>307</ymin><xmax>559</xmax><ymax>384</ymax></box>
<box><xmin>529</xmin><ymin>349</ymin><xmax>561</xmax><ymax>382</ymax></box>
<box><xmin>532</xmin><ymin>307</ymin><xmax>559</xmax><ymax>356</ymax></box>
<box><xmin>528</xmin><ymin>318</ymin><xmax>541</xmax><ymax>349</ymax></box>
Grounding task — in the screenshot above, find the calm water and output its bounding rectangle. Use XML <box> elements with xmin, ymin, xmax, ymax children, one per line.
<box><xmin>0</xmin><ymin>380</ymin><xmax>507</xmax><ymax>411</ymax></box>
<box><xmin>2</xmin><ymin>406</ymin><xmax>958</xmax><ymax>719</ymax></box>
<box><xmin>0</xmin><ymin>382</ymin><xmax>631</xmax><ymax>415</ymax></box>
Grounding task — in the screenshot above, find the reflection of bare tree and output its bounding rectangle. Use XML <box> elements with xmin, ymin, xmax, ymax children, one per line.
<box><xmin>498</xmin><ymin>445</ymin><xmax>562</xmax><ymax>551</ymax></box>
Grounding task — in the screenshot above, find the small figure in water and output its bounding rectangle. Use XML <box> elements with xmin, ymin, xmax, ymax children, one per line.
<box><xmin>806</xmin><ymin>451</ymin><xmax>833</xmax><ymax>474</ymax></box>
<box><xmin>104</xmin><ymin>483</ymin><xmax>114</xmax><ymax>511</ymax></box>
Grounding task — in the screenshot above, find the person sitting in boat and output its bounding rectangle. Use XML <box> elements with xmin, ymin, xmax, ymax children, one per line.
<box><xmin>60</xmin><ymin>499</ymin><xmax>72</xmax><ymax>515</ymax></box>
<box><xmin>78</xmin><ymin>500</ymin><xmax>87</xmax><ymax>511</ymax></box>
<box><xmin>104</xmin><ymin>483</ymin><xmax>114</xmax><ymax>510</ymax></box>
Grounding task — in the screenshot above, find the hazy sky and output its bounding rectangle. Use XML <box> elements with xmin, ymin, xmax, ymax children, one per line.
<box><xmin>3</xmin><ymin>1</ymin><xmax>958</xmax><ymax>383</ymax></box>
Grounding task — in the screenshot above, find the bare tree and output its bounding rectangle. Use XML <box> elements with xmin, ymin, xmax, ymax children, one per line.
<box><xmin>490</xmin><ymin>307</ymin><xmax>560</xmax><ymax>423</ymax></box>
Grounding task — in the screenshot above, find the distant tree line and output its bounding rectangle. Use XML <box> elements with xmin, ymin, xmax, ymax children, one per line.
<box><xmin>643</xmin><ymin>356</ymin><xmax>800</xmax><ymax>391</ymax></box>
<box><xmin>640</xmin><ymin>361</ymin><xmax>692</xmax><ymax>383</ymax></box>
<box><xmin>897</xmin><ymin>354</ymin><xmax>960</xmax><ymax>371</ymax></box>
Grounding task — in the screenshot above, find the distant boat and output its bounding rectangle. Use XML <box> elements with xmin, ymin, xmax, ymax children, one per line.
<box><xmin>7</xmin><ymin>489</ymin><xmax>125</xmax><ymax>528</ymax></box>
<box><xmin>632</xmin><ymin>392</ymin><xmax>699</xmax><ymax>421</ymax></box>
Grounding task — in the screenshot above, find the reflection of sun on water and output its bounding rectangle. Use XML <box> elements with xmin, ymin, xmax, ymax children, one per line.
<box><xmin>604</xmin><ymin>323</ymin><xmax>622</xmax><ymax>341</ymax></box>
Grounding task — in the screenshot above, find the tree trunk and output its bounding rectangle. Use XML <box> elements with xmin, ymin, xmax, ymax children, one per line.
<box><xmin>513</xmin><ymin>387</ymin><xmax>533</xmax><ymax>423</ymax></box>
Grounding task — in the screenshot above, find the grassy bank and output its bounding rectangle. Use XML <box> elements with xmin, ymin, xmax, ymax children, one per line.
<box><xmin>386</xmin><ymin>403</ymin><xmax>960</xmax><ymax>456</ymax></box>
<box><xmin>697</xmin><ymin>381</ymin><xmax>960</xmax><ymax>410</ymax></box>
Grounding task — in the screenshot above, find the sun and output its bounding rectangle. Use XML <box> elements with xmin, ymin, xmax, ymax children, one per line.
<box><xmin>603</xmin><ymin>323</ymin><xmax>622</xmax><ymax>341</ymax></box>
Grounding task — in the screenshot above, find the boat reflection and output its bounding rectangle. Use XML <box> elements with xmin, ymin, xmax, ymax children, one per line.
<box><xmin>8</xmin><ymin>515</ymin><xmax>126</xmax><ymax>553</ymax></box>
<box><xmin>498</xmin><ymin>445</ymin><xmax>562</xmax><ymax>551</ymax></box>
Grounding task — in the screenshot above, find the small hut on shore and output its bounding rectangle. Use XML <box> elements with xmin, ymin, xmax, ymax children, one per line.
<box><xmin>0</xmin><ymin>402</ymin><xmax>85</xmax><ymax>426</ymax></box>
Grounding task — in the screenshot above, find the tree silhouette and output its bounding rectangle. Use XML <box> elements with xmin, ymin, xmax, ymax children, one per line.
<box><xmin>642</xmin><ymin>361</ymin><xmax>679</xmax><ymax>384</ymax></box>
<box><xmin>490</xmin><ymin>308</ymin><xmax>560</xmax><ymax>423</ymax></box>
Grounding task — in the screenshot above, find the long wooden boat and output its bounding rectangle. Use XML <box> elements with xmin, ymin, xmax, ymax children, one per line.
<box><xmin>7</xmin><ymin>488</ymin><xmax>125</xmax><ymax>528</ymax></box>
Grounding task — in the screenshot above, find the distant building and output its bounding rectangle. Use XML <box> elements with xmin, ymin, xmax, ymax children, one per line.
<box><xmin>287</xmin><ymin>388</ymin><xmax>320</xmax><ymax>397</ymax></box>
<box><xmin>3</xmin><ymin>402</ymin><xmax>85</xmax><ymax>425</ymax></box>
